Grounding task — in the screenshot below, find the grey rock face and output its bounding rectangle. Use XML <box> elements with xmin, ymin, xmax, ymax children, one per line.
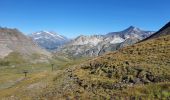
<box><xmin>57</xmin><ymin>26</ymin><xmax>154</xmax><ymax>57</ymax></box>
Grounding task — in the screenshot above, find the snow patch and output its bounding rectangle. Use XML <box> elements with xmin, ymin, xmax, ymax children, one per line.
<box><xmin>43</xmin><ymin>31</ymin><xmax>65</xmax><ymax>40</ymax></box>
<box><xmin>110</xmin><ymin>37</ymin><xmax>125</xmax><ymax>44</ymax></box>
<box><xmin>73</xmin><ymin>37</ymin><xmax>102</xmax><ymax>46</ymax></box>
<box><xmin>34</xmin><ymin>37</ymin><xmax>42</xmax><ymax>40</ymax></box>
<box><xmin>35</xmin><ymin>32</ymin><xmax>41</xmax><ymax>35</ymax></box>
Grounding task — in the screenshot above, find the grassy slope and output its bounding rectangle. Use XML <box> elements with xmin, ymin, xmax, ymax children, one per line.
<box><xmin>46</xmin><ymin>35</ymin><xmax>170</xmax><ymax>99</ymax></box>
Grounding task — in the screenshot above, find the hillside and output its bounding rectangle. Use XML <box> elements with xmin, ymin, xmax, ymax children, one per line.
<box><xmin>0</xmin><ymin>27</ymin><xmax>51</xmax><ymax>61</ymax></box>
<box><xmin>142</xmin><ymin>21</ymin><xmax>170</xmax><ymax>41</ymax></box>
<box><xmin>44</xmin><ymin>23</ymin><xmax>170</xmax><ymax>99</ymax></box>
<box><xmin>146</xmin><ymin>21</ymin><xmax>170</xmax><ymax>39</ymax></box>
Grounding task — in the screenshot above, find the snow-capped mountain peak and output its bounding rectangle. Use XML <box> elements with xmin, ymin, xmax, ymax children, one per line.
<box><xmin>30</xmin><ymin>31</ymin><xmax>69</xmax><ymax>50</ymax></box>
<box><xmin>32</xmin><ymin>31</ymin><xmax>66</xmax><ymax>40</ymax></box>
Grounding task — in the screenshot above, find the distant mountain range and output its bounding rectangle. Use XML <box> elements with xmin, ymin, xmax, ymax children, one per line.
<box><xmin>0</xmin><ymin>26</ymin><xmax>154</xmax><ymax>59</ymax></box>
<box><xmin>57</xmin><ymin>26</ymin><xmax>154</xmax><ymax>57</ymax></box>
<box><xmin>0</xmin><ymin>28</ymin><xmax>51</xmax><ymax>60</ymax></box>
<box><xmin>30</xmin><ymin>31</ymin><xmax>69</xmax><ymax>51</ymax></box>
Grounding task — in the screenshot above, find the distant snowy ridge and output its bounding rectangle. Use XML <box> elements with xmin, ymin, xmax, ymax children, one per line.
<box><xmin>30</xmin><ymin>31</ymin><xmax>69</xmax><ymax>51</ymax></box>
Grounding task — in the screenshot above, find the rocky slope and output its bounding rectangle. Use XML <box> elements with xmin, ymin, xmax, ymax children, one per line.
<box><xmin>58</xmin><ymin>26</ymin><xmax>154</xmax><ymax>57</ymax></box>
<box><xmin>0</xmin><ymin>27</ymin><xmax>51</xmax><ymax>60</ymax></box>
<box><xmin>143</xmin><ymin>21</ymin><xmax>170</xmax><ymax>41</ymax></box>
<box><xmin>30</xmin><ymin>31</ymin><xmax>69</xmax><ymax>51</ymax></box>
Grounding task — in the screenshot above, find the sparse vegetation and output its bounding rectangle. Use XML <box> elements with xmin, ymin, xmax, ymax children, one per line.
<box><xmin>44</xmin><ymin>35</ymin><xmax>170</xmax><ymax>99</ymax></box>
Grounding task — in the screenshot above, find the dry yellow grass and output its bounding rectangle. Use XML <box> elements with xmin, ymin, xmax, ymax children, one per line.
<box><xmin>58</xmin><ymin>35</ymin><xmax>170</xmax><ymax>99</ymax></box>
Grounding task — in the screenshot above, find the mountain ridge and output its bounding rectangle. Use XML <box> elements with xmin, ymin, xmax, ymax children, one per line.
<box><xmin>57</xmin><ymin>26</ymin><xmax>154</xmax><ymax>57</ymax></box>
<box><xmin>142</xmin><ymin>21</ymin><xmax>170</xmax><ymax>41</ymax></box>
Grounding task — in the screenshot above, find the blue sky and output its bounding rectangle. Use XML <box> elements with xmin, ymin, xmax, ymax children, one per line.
<box><xmin>0</xmin><ymin>0</ymin><xmax>170</xmax><ymax>38</ymax></box>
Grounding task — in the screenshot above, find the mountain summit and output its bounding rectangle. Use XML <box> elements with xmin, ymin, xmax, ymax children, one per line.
<box><xmin>30</xmin><ymin>31</ymin><xmax>69</xmax><ymax>51</ymax></box>
<box><xmin>123</xmin><ymin>26</ymin><xmax>141</xmax><ymax>32</ymax></box>
<box><xmin>107</xmin><ymin>26</ymin><xmax>153</xmax><ymax>39</ymax></box>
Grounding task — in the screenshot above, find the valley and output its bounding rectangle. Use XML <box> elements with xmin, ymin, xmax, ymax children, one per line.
<box><xmin>0</xmin><ymin>52</ymin><xmax>90</xmax><ymax>99</ymax></box>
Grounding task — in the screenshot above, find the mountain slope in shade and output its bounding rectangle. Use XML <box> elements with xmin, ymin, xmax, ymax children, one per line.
<box><xmin>50</xmin><ymin>22</ymin><xmax>170</xmax><ymax>99</ymax></box>
<box><xmin>0</xmin><ymin>27</ymin><xmax>51</xmax><ymax>59</ymax></box>
<box><xmin>58</xmin><ymin>26</ymin><xmax>154</xmax><ymax>57</ymax></box>
<box><xmin>143</xmin><ymin>21</ymin><xmax>170</xmax><ymax>41</ymax></box>
<box><xmin>30</xmin><ymin>31</ymin><xmax>69</xmax><ymax>51</ymax></box>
